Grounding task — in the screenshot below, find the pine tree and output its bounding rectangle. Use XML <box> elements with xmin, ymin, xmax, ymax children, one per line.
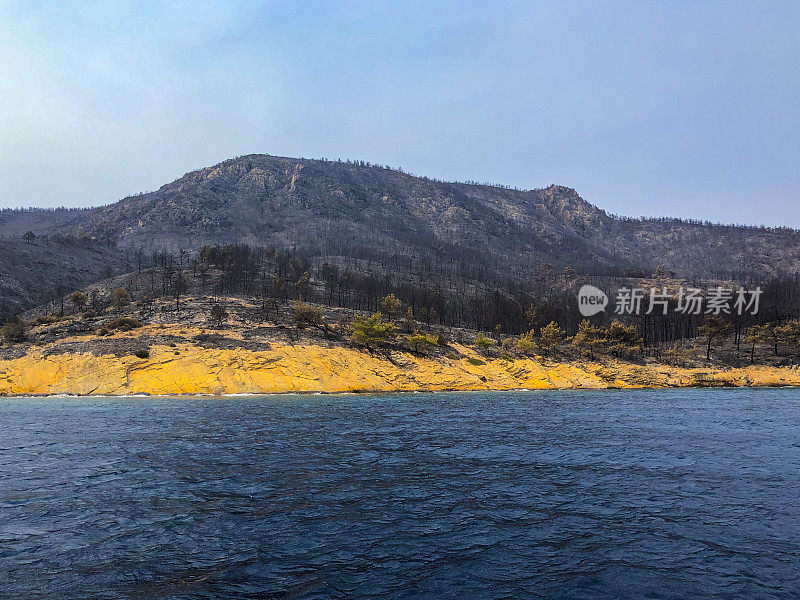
<box><xmin>380</xmin><ymin>294</ymin><xmax>404</xmax><ymax>319</ymax></box>
<box><xmin>350</xmin><ymin>313</ymin><xmax>396</xmax><ymax>348</ymax></box>
<box><xmin>538</xmin><ymin>321</ymin><xmax>565</xmax><ymax>356</ymax></box>
<box><xmin>698</xmin><ymin>316</ymin><xmax>733</xmax><ymax>360</ymax></box>
<box><xmin>744</xmin><ymin>324</ymin><xmax>771</xmax><ymax>363</ymax></box>
<box><xmin>572</xmin><ymin>319</ymin><xmax>602</xmax><ymax>358</ymax></box>
<box><xmin>516</xmin><ymin>330</ymin><xmax>537</xmax><ymax>356</ymax></box>
<box><xmin>602</xmin><ymin>320</ymin><xmax>643</xmax><ymax>359</ymax></box>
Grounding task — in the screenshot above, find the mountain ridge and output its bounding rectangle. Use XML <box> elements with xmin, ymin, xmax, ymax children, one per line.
<box><xmin>4</xmin><ymin>154</ymin><xmax>793</xmax><ymax>232</ymax></box>
<box><xmin>2</xmin><ymin>153</ymin><xmax>800</xmax><ymax>319</ymax></box>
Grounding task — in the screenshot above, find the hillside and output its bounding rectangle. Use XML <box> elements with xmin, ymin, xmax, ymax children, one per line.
<box><xmin>3</xmin><ymin>287</ymin><xmax>800</xmax><ymax>396</ymax></box>
<box><xmin>0</xmin><ymin>238</ymin><xmax>130</xmax><ymax>319</ymax></box>
<box><xmin>2</xmin><ymin>154</ymin><xmax>799</xmax><ymax>319</ymax></box>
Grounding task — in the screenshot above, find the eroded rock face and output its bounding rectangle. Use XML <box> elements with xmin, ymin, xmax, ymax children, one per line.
<box><xmin>2</xmin><ymin>340</ymin><xmax>798</xmax><ymax>396</ymax></box>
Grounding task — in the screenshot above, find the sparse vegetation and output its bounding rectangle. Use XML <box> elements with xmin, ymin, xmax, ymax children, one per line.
<box><xmin>69</xmin><ymin>291</ymin><xmax>88</xmax><ymax>313</ymax></box>
<box><xmin>602</xmin><ymin>321</ymin><xmax>643</xmax><ymax>359</ymax></box>
<box><xmin>104</xmin><ymin>317</ymin><xmax>142</xmax><ymax>332</ymax></box>
<box><xmin>474</xmin><ymin>332</ymin><xmax>496</xmax><ymax>349</ymax></box>
<box><xmin>113</xmin><ymin>287</ymin><xmax>131</xmax><ymax>309</ymax></box>
<box><xmin>31</xmin><ymin>314</ymin><xmax>63</xmax><ymax>326</ymax></box>
<box><xmin>698</xmin><ymin>316</ymin><xmax>733</xmax><ymax>360</ymax></box>
<box><xmin>538</xmin><ymin>321</ymin><xmax>565</xmax><ymax>356</ymax></box>
<box><xmin>292</xmin><ymin>300</ymin><xmax>323</xmax><ymax>329</ymax></box>
<box><xmin>380</xmin><ymin>294</ymin><xmax>404</xmax><ymax>320</ymax></box>
<box><xmin>516</xmin><ymin>330</ymin><xmax>537</xmax><ymax>356</ymax></box>
<box><xmin>406</xmin><ymin>331</ymin><xmax>438</xmax><ymax>353</ymax></box>
<box><xmin>210</xmin><ymin>304</ymin><xmax>228</xmax><ymax>327</ymax></box>
<box><xmin>572</xmin><ymin>320</ymin><xmax>602</xmax><ymax>358</ymax></box>
<box><xmin>1</xmin><ymin>317</ymin><xmax>25</xmax><ymax>343</ymax></box>
<box><xmin>350</xmin><ymin>313</ymin><xmax>396</xmax><ymax>348</ymax></box>
<box><xmin>7</xmin><ymin>247</ymin><xmax>790</xmax><ymax>376</ymax></box>
<box><xmin>663</xmin><ymin>341</ymin><xmax>694</xmax><ymax>366</ymax></box>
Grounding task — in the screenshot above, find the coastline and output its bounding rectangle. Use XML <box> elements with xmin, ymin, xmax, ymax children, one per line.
<box><xmin>3</xmin><ymin>335</ymin><xmax>799</xmax><ymax>396</ymax></box>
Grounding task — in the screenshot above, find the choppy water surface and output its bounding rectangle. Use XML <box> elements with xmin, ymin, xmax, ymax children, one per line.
<box><xmin>2</xmin><ymin>389</ymin><xmax>800</xmax><ymax>599</ymax></box>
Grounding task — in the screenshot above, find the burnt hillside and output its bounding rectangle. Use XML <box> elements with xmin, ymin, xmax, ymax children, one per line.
<box><xmin>1</xmin><ymin>154</ymin><xmax>798</xmax><ymax>318</ymax></box>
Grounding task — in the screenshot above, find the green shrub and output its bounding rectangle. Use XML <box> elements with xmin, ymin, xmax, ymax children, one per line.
<box><xmin>516</xmin><ymin>330</ymin><xmax>537</xmax><ymax>356</ymax></box>
<box><xmin>474</xmin><ymin>332</ymin><xmax>496</xmax><ymax>349</ymax></box>
<box><xmin>292</xmin><ymin>300</ymin><xmax>323</xmax><ymax>328</ymax></box>
<box><xmin>32</xmin><ymin>314</ymin><xmax>61</xmax><ymax>326</ymax></box>
<box><xmin>405</xmin><ymin>331</ymin><xmax>439</xmax><ymax>353</ymax></box>
<box><xmin>210</xmin><ymin>304</ymin><xmax>228</xmax><ymax>326</ymax></box>
<box><xmin>113</xmin><ymin>287</ymin><xmax>131</xmax><ymax>308</ymax></box>
<box><xmin>133</xmin><ymin>349</ymin><xmax>150</xmax><ymax>359</ymax></box>
<box><xmin>380</xmin><ymin>294</ymin><xmax>404</xmax><ymax>319</ymax></box>
<box><xmin>350</xmin><ymin>312</ymin><xmax>396</xmax><ymax>348</ymax></box>
<box><xmin>105</xmin><ymin>317</ymin><xmax>142</xmax><ymax>332</ymax></box>
<box><xmin>1</xmin><ymin>318</ymin><xmax>25</xmax><ymax>343</ymax></box>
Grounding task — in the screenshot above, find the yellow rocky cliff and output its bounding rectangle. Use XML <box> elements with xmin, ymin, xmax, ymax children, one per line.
<box><xmin>2</xmin><ymin>335</ymin><xmax>799</xmax><ymax>396</ymax></box>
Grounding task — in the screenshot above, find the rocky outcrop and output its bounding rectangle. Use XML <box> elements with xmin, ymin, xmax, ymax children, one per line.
<box><xmin>2</xmin><ymin>337</ymin><xmax>798</xmax><ymax>396</ymax></box>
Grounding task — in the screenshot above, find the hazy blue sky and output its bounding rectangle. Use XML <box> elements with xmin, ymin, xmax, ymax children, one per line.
<box><xmin>1</xmin><ymin>1</ymin><xmax>798</xmax><ymax>225</ymax></box>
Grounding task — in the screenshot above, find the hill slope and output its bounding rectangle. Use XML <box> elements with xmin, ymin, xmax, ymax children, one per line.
<box><xmin>1</xmin><ymin>154</ymin><xmax>799</xmax><ymax>318</ymax></box>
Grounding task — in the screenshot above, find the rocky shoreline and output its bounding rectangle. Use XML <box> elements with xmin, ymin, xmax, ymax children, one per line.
<box><xmin>3</xmin><ymin>326</ymin><xmax>799</xmax><ymax>396</ymax></box>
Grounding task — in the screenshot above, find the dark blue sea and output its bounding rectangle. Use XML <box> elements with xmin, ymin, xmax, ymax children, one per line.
<box><xmin>1</xmin><ymin>389</ymin><xmax>799</xmax><ymax>599</ymax></box>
